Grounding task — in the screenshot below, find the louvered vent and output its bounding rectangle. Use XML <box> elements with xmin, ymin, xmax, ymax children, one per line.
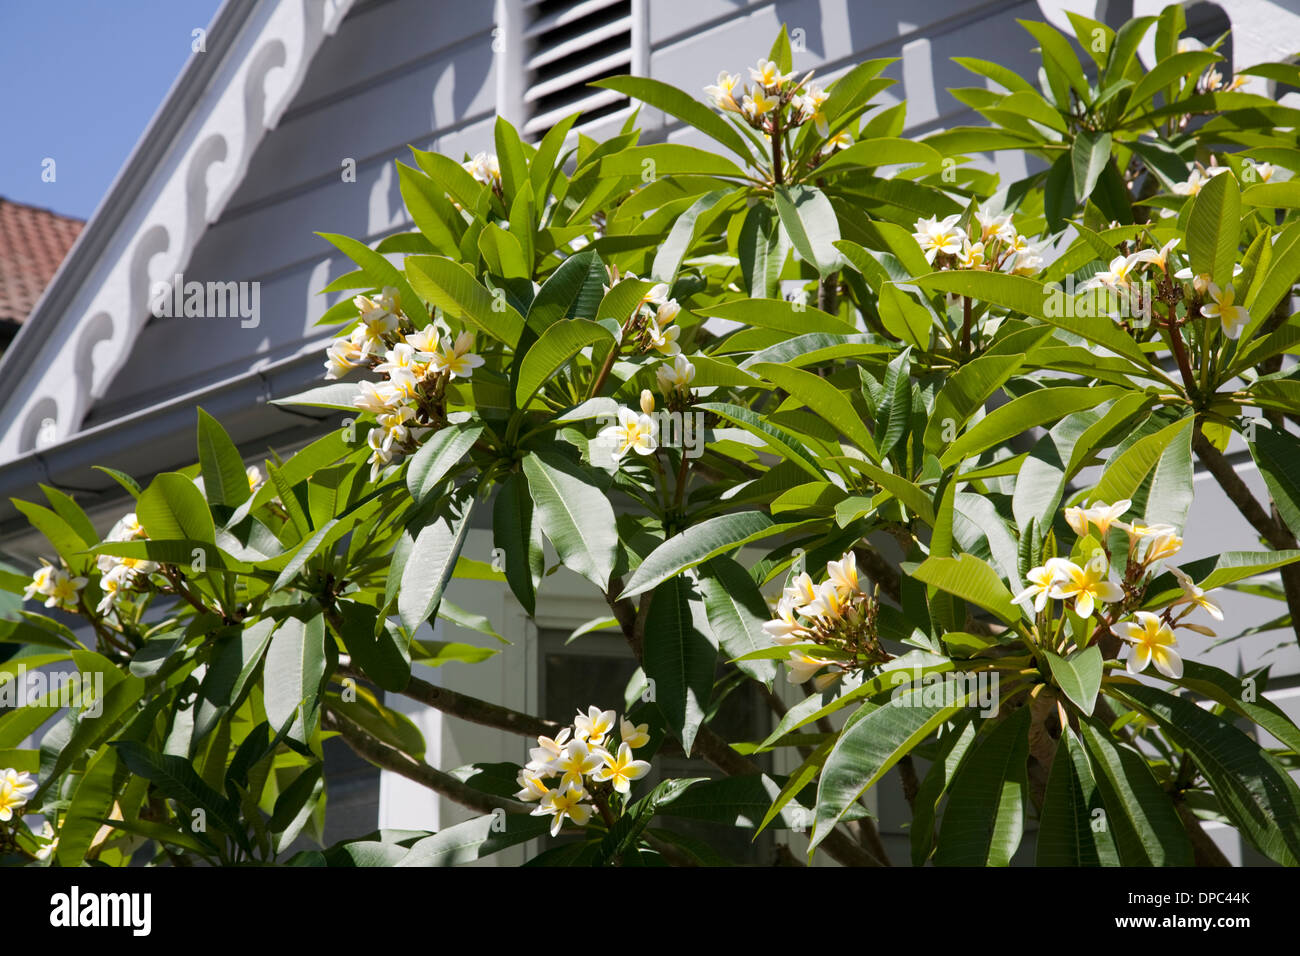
<box><xmin>522</xmin><ymin>0</ymin><xmax>633</xmax><ymax>139</ymax></box>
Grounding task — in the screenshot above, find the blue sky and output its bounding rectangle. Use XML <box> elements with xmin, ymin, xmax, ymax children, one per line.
<box><xmin>0</xmin><ymin>0</ymin><xmax>224</xmax><ymax>220</ymax></box>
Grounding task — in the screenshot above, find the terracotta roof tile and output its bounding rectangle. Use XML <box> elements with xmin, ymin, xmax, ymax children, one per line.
<box><xmin>0</xmin><ymin>197</ymin><xmax>84</xmax><ymax>326</ymax></box>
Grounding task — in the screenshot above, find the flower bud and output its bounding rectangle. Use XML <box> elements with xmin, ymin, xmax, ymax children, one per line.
<box><xmin>640</xmin><ymin>389</ymin><xmax>655</xmax><ymax>415</ymax></box>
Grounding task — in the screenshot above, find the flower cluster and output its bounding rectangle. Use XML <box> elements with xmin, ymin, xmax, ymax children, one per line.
<box><xmin>1013</xmin><ymin>499</ymin><xmax>1221</xmax><ymax>679</ymax></box>
<box><xmin>323</xmin><ymin>286</ymin><xmax>483</xmax><ymax>479</ymax></box>
<box><xmin>912</xmin><ymin>208</ymin><xmax>1043</xmax><ymax>275</ymax></box>
<box><xmin>705</xmin><ymin>60</ymin><xmax>851</xmax><ymax>154</ymax></box>
<box><xmin>95</xmin><ymin>511</ymin><xmax>156</xmax><ymax>616</ymax></box>
<box><xmin>515</xmin><ymin>707</ymin><xmax>652</xmax><ymax>836</ymax></box>
<box><xmin>462</xmin><ymin>151</ymin><xmax>501</xmax><ymax>193</ymax></box>
<box><xmin>0</xmin><ymin>768</ymin><xmax>37</xmax><ymax>823</ymax></box>
<box><xmin>762</xmin><ymin>552</ymin><xmax>886</xmax><ymax>689</ymax></box>
<box><xmin>22</xmin><ymin>560</ymin><xmax>86</xmax><ymax>613</ymax></box>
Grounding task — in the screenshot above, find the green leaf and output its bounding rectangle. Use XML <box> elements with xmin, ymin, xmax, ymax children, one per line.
<box><xmin>940</xmin><ymin>385</ymin><xmax>1125</xmax><ymax>468</ymax></box>
<box><xmin>1078</xmin><ymin>720</ymin><xmax>1193</xmax><ymax>865</ymax></box>
<box><xmin>1019</xmin><ymin>19</ymin><xmax>1090</xmax><ymax>101</ymax></box>
<box><xmin>652</xmin><ymin>189</ymin><xmax>731</xmax><ymax>284</ymax></box>
<box><xmin>591</xmin><ymin>76</ymin><xmax>753</xmax><ymax>160</ymax></box>
<box><xmin>643</xmin><ymin>575</ymin><xmax>715</xmax><ymax>755</ymax></box>
<box><xmin>515</xmin><ymin>319</ymin><xmax>614</xmax><ymax>406</ymax></box>
<box><xmin>269</xmin><ymin>764</ymin><xmax>325</xmax><ymax>851</ymax></box>
<box><xmin>910</xmin><ymin>554</ymin><xmax>1018</xmax><ymax>623</ymax></box>
<box><xmin>196</xmin><ymin>408</ymin><xmax>250</xmax><ymax>508</ymax></box>
<box><xmin>1071</xmin><ymin>131</ymin><xmax>1112</xmax><ymax>203</ymax></box>
<box><xmin>1116</xmin><ymin>684</ymin><xmax>1300</xmax><ymax>865</ymax></box>
<box><xmin>739</xmin><ymin>202</ymin><xmax>789</xmax><ymax>299</ymax></box>
<box><xmin>749</xmin><ymin>362</ymin><xmax>879</xmax><ymax>458</ymax></box>
<box><xmin>877</xmin><ymin>283</ymin><xmax>931</xmax><ymax>349</ymax></box>
<box><xmin>1043</xmin><ymin>646</ymin><xmax>1103</xmax><ymax>716</ymax></box>
<box><xmin>1036</xmin><ymin>728</ymin><xmax>1118</xmax><ymax>866</ymax></box>
<box><xmin>493</xmin><ymin>471</ymin><xmax>543</xmax><ymax>616</ymax></box>
<box><xmin>398</xmin><ymin>496</ymin><xmax>477</xmax><ymax>632</ymax></box>
<box><xmin>1249</xmin><ymin>425</ymin><xmax>1300</xmax><ymax>537</ymax></box>
<box><xmin>620</xmin><ymin>511</ymin><xmax>775</xmax><ymax>599</ymax></box>
<box><xmin>525</xmin><ymin>249</ymin><xmax>606</xmax><ymax>333</ymax></box>
<box><xmin>1088</xmin><ymin>417</ymin><xmax>1192</xmax><ymax>504</ymax></box>
<box><xmin>405</xmin><ymin>255</ymin><xmax>525</xmax><ymax>347</ymax></box>
<box><xmin>336</xmin><ymin>600</ymin><xmax>411</xmax><ymax>693</ymax></box>
<box><xmin>696</xmin><ymin>402</ymin><xmax>827</xmax><ymax>481</ymax></box>
<box><xmin>113</xmin><ymin>740</ymin><xmax>249</xmax><ymax>853</ymax></box>
<box><xmin>262</xmin><ymin>612</ymin><xmax>327</xmax><ymax>744</ymax></box>
<box><xmin>406</xmin><ymin>424</ymin><xmax>484</xmax><ymax>504</ymax></box>
<box><xmin>1186</xmin><ymin>168</ymin><xmax>1241</xmax><ymax>287</ymax></box>
<box><xmin>600</xmin><ymin>143</ymin><xmax>750</xmax><ymax>181</ymax></box>
<box><xmin>55</xmin><ymin>745</ymin><xmax>120</xmax><ymax>865</ymax></box>
<box><xmin>137</xmin><ymin>472</ymin><xmax>215</xmax><ymax>543</ymax></box>
<box><xmin>318</xmin><ymin>231</ymin><xmax>428</xmax><ymax>324</ymax></box>
<box><xmin>696</xmin><ymin>557</ymin><xmax>777</xmax><ymax>685</ymax></box>
<box><xmin>523</xmin><ymin>450</ymin><xmax>617</xmax><ymax>590</ymax></box>
<box><xmin>934</xmin><ymin>706</ymin><xmax>1030</xmax><ymax>866</ymax></box>
<box><xmin>773</xmin><ymin>184</ymin><xmax>843</xmax><ymax>277</ymax></box>
<box><xmin>397</xmin><ymin>812</ymin><xmax>552</xmax><ymax>866</ymax></box>
<box><xmin>811</xmin><ymin>688</ymin><xmax>969</xmax><ymax>851</ymax></box>
<box><xmin>704</xmin><ymin>297</ymin><xmax>856</xmax><ymax>334</ymax></box>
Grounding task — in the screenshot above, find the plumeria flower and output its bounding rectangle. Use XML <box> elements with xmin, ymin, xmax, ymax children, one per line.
<box><xmin>647</xmin><ymin>320</ymin><xmax>682</xmax><ymax>357</ymax></box>
<box><xmin>798</xmin><ymin>580</ymin><xmax>847</xmax><ymax>622</ymax></box>
<box><xmin>1048</xmin><ymin>558</ymin><xmax>1124</xmax><ymax>618</ymax></box>
<box><xmin>1117</xmin><ymin>611</ymin><xmax>1183</xmax><ymax>678</ymax></box>
<box><xmin>109</xmin><ymin>513</ymin><xmax>146</xmax><ymax>542</ymax></box>
<box><xmin>0</xmin><ymin>768</ymin><xmax>37</xmax><ymax>822</ymax></box>
<box><xmin>97</xmin><ymin>565</ymin><xmax>130</xmax><ymax>614</ymax></box>
<box><xmin>463</xmin><ymin>152</ymin><xmax>501</xmax><ymax>187</ymax></box>
<box><xmin>574</xmin><ymin>706</ymin><xmax>617</xmax><ymax>746</ymax></box>
<box><xmin>976</xmin><ymin>209</ymin><xmax>1015</xmax><ymax>243</ymax></box>
<box><xmin>374</xmin><ymin>343</ymin><xmax>427</xmax><ymax>378</ymax></box>
<box><xmin>619</xmin><ymin>717</ymin><xmax>651</xmax><ymax>749</ymax></box>
<box><xmin>1201</xmin><ymin>283</ymin><xmax>1251</xmax><ymax>339</ymax></box>
<box><xmin>1247</xmin><ymin>161</ymin><xmax>1276</xmax><ymax>183</ymax></box>
<box><xmin>430</xmin><ymin>331</ymin><xmax>485</xmax><ymax>379</ymax></box>
<box><xmin>796</xmin><ymin>84</ymin><xmax>830</xmax><ymax>136</ymax></box>
<box><xmin>1065</xmin><ymin>499</ymin><xmax>1131</xmax><ymax>538</ymax></box>
<box><xmin>1081</xmin><ymin>255</ymin><xmax>1143</xmax><ymax>292</ymax></box>
<box><xmin>35</xmin><ymin>820</ymin><xmax>58</xmax><ymax>862</ymax></box>
<box><xmin>1173</xmin><ymin>168</ymin><xmax>1209</xmax><ymax>197</ymax></box>
<box><xmin>824</xmin><ymin>129</ymin><xmax>853</xmax><ymax>151</ymax></box>
<box><xmin>366</xmin><ymin>429</ymin><xmax>398</xmax><ymax>481</ymax></box>
<box><xmin>532</xmin><ymin>782</ymin><xmax>592</xmax><ymax>837</ymax></box>
<box><xmin>749</xmin><ymin>58</ymin><xmax>793</xmax><ymax>89</ymax></box>
<box><xmin>1170</xmin><ymin>567</ymin><xmax>1224</xmax><ymax>621</ymax></box>
<box><xmin>704</xmin><ymin>71</ymin><xmax>743</xmax><ymax>112</ymax></box>
<box><xmin>324</xmin><ymin>338</ymin><xmax>363</xmax><ymax>379</ymax></box>
<box><xmin>22</xmin><ymin>562</ymin><xmax>56</xmax><ymax>602</ymax></box>
<box><xmin>742</xmin><ymin>89</ymin><xmax>779</xmax><ymax>119</ymax></box>
<box><xmin>599</xmin><ymin>407</ymin><xmax>659</xmax><ymax>462</ymax></box>
<box><xmin>375</xmin><ymin>404</ymin><xmax>418</xmax><ymax>452</ymax></box>
<box><xmin>528</xmin><ymin>728</ymin><xmax>572</xmax><ymax>771</ymax></box>
<box><xmin>1012</xmin><ymin>564</ymin><xmax>1058</xmax><ymax>613</ymax></box>
<box><xmin>1133</xmin><ymin>237</ymin><xmax>1180</xmax><ymax>273</ymax></box>
<box><xmin>593</xmin><ymin>742</ymin><xmax>652</xmax><ymax>795</ymax></box>
<box><xmin>246</xmin><ymin>465</ymin><xmax>265</xmax><ymax>495</ymax></box>
<box><xmin>1116</xmin><ymin>519</ymin><xmax>1176</xmax><ymax>540</ymax></box>
<box><xmin>1010</xmin><ymin>249</ymin><xmax>1044</xmax><ymax>275</ymax></box>
<box><xmin>826</xmin><ymin>552</ymin><xmax>861</xmax><ymax>596</ymax></box>
<box><xmin>43</xmin><ymin>568</ymin><xmax>87</xmax><ymax>611</ymax></box>
<box><xmin>762</xmin><ymin>599</ymin><xmax>808</xmax><ymax>644</ymax></box>
<box><xmin>912</xmin><ymin>214</ymin><xmax>964</xmax><ymax>264</ymax></box>
<box><xmin>656</xmin><ymin>354</ymin><xmax>695</xmax><ymax>394</ymax></box>
<box><xmin>1175</xmin><ymin>262</ymin><xmax>1241</xmax><ymax>295</ymax></box>
<box><xmin>555</xmin><ymin>740</ymin><xmax>605</xmax><ymax>791</ymax></box>
<box><xmin>956</xmin><ymin>239</ymin><xmax>985</xmax><ymax>270</ymax></box>
<box><xmin>654</xmin><ymin>298</ymin><xmax>681</xmax><ymax>326</ymax></box>
<box><xmin>784</xmin><ymin>570</ymin><xmax>818</xmax><ymax>609</ymax></box>
<box><xmin>785</xmin><ymin>651</ymin><xmax>838</xmax><ymax>688</ymax></box>
<box><xmin>515</xmin><ymin>768</ymin><xmax>550</xmax><ymax>802</ymax></box>
<box><xmin>404</xmin><ymin>326</ymin><xmax>440</xmax><ymax>355</ymax></box>
<box><xmin>1144</xmin><ymin>530</ymin><xmax>1183</xmax><ymax>564</ymax></box>
<box><xmin>353</xmin><ymin>380</ymin><xmax>399</xmax><ymax>415</ymax></box>
<box><xmin>386</xmin><ymin>367</ymin><xmax>420</xmax><ymax>403</ymax></box>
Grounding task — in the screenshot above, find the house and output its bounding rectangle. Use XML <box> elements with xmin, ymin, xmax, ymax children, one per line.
<box><xmin>1</xmin><ymin>0</ymin><xmax>1298</xmax><ymax>864</ymax></box>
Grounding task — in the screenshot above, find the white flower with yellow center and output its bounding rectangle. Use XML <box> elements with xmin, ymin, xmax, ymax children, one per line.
<box><xmin>749</xmin><ymin>58</ymin><xmax>793</xmax><ymax>89</ymax></box>
<box><xmin>1133</xmin><ymin>237</ymin><xmax>1179</xmax><ymax>273</ymax></box>
<box><xmin>111</xmin><ymin>512</ymin><xmax>146</xmax><ymax>541</ymax></box>
<box><xmin>1047</xmin><ymin>558</ymin><xmax>1123</xmax><ymax>618</ymax></box>
<box><xmin>784</xmin><ymin>571</ymin><xmax>818</xmax><ymax>610</ymax></box>
<box><xmin>826</xmin><ymin>552</ymin><xmax>861</xmax><ymax>596</ymax></box>
<box><xmin>1172</xmin><ymin>168</ymin><xmax>1208</xmax><ymax>197</ymax></box>
<box><xmin>353</xmin><ymin>291</ymin><xmax>401</xmax><ymax>350</ymax></box>
<box><xmin>1143</xmin><ymin>530</ymin><xmax>1183</xmax><ymax>564</ymax></box>
<box><xmin>620</xmin><ymin>717</ymin><xmax>651</xmax><ymax>749</ymax></box>
<box><xmin>1084</xmin><ymin>499</ymin><xmax>1131</xmax><ymax>537</ymax></box>
<box><xmin>22</xmin><ymin>562</ymin><xmax>56</xmax><ymax>602</ymax></box>
<box><xmin>1012</xmin><ymin>564</ymin><xmax>1058</xmax><ymax>613</ymax></box>
<box><xmin>825</xmin><ymin>129</ymin><xmax>853</xmax><ymax>151</ymax></box>
<box><xmin>975</xmin><ymin>209</ymin><xmax>1014</xmax><ymax>244</ymax></box>
<box><xmin>324</xmin><ymin>338</ymin><xmax>363</xmax><ymax>379</ymax></box>
<box><xmin>386</xmin><ymin>367</ymin><xmax>421</xmax><ymax>403</ymax></box>
<box><xmin>647</xmin><ymin>319</ymin><xmax>682</xmax><ymax>357</ymax></box>
<box><xmin>762</xmin><ymin>600</ymin><xmax>807</xmax><ymax>644</ymax></box>
<box><xmin>574</xmin><ymin>706</ymin><xmax>617</xmax><ymax>747</ymax></box>
<box><xmin>1175</xmin><ymin>263</ymin><xmax>1241</xmax><ymax>295</ymax></box>
<box><xmin>798</xmin><ymin>580</ymin><xmax>847</xmax><ymax>622</ymax></box>
<box><xmin>593</xmin><ymin>742</ymin><xmax>652</xmax><ymax>795</ymax></box>
<box><xmin>376</xmin><ymin>404</ymin><xmax>417</xmax><ymax>452</ymax></box>
<box><xmin>463</xmin><ymin>152</ymin><xmax>501</xmax><ymax>187</ymax></box>
<box><xmin>97</xmin><ymin>565</ymin><xmax>130</xmax><ymax>614</ymax></box>
<box><xmin>430</xmin><ymin>331</ymin><xmax>485</xmax><ymax>380</ymax></box>
<box><xmin>366</xmin><ymin>429</ymin><xmax>398</xmax><ymax>481</ymax></box>
<box><xmin>44</xmin><ymin>568</ymin><xmax>87</xmax><ymax>611</ymax></box>
<box><xmin>528</xmin><ymin>728</ymin><xmax>572</xmax><ymax>772</ymax></box>
<box><xmin>704</xmin><ymin>71</ymin><xmax>743</xmax><ymax>112</ymax></box>
<box><xmin>599</xmin><ymin>407</ymin><xmax>659</xmax><ymax>463</ymax></box>
<box><xmin>797</xmin><ymin>84</ymin><xmax>830</xmax><ymax>136</ymax></box>
<box><xmin>375</xmin><ymin>343</ymin><xmax>427</xmax><ymax>378</ymax></box>
<box><xmin>532</xmin><ymin>782</ymin><xmax>592</xmax><ymax>837</ymax></box>
<box><xmin>0</xmin><ymin>768</ymin><xmax>37</xmax><ymax>822</ymax></box>
<box><xmin>403</xmin><ymin>326</ymin><xmax>440</xmax><ymax>356</ymax></box>
<box><xmin>785</xmin><ymin>651</ymin><xmax>836</xmax><ymax>686</ymax></box>
<box><xmin>912</xmin><ymin>214</ymin><xmax>965</xmax><ymax>264</ymax></box>
<box><xmin>1170</xmin><ymin>567</ymin><xmax>1223</xmax><ymax>621</ymax></box>
<box><xmin>555</xmin><ymin>739</ymin><xmax>605</xmax><ymax>791</ymax></box>
<box><xmin>654</xmin><ymin>298</ymin><xmax>682</xmax><ymax>326</ymax></box>
<box><xmin>742</xmin><ymin>89</ymin><xmax>779</xmax><ymax>118</ymax></box>
<box><xmin>515</xmin><ymin>768</ymin><xmax>550</xmax><ymax>802</ymax></box>
<box><xmin>354</xmin><ymin>380</ymin><xmax>400</xmax><ymax>416</ymax></box>
<box><xmin>1248</xmin><ymin>162</ymin><xmax>1276</xmax><ymax>183</ymax></box>
<box><xmin>1082</xmin><ymin>254</ymin><xmax>1143</xmax><ymax>292</ymax></box>
<box><xmin>656</xmin><ymin>354</ymin><xmax>695</xmax><ymax>395</ymax></box>
<box><xmin>957</xmin><ymin>239</ymin><xmax>985</xmax><ymax>270</ymax></box>
<box><xmin>1117</xmin><ymin>611</ymin><xmax>1183</xmax><ymax>678</ymax></box>
<box><xmin>1201</xmin><ymin>283</ymin><xmax>1251</xmax><ymax>339</ymax></box>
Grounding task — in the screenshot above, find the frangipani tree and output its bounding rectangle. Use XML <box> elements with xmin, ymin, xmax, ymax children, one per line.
<box><xmin>4</xmin><ymin>11</ymin><xmax>1300</xmax><ymax>867</ymax></box>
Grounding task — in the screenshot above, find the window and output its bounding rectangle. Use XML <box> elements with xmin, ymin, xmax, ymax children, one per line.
<box><xmin>520</xmin><ymin>0</ymin><xmax>637</xmax><ymax>139</ymax></box>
